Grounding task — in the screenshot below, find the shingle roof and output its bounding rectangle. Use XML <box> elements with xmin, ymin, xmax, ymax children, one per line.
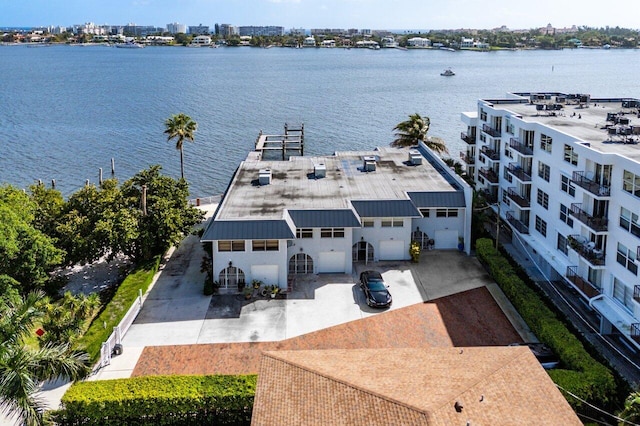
<box><xmin>251</xmin><ymin>347</ymin><xmax>581</xmax><ymax>426</ymax></box>
<box><xmin>350</xmin><ymin>200</ymin><xmax>421</xmax><ymax>218</ymax></box>
<box><xmin>288</xmin><ymin>209</ymin><xmax>361</xmax><ymax>228</ymax></box>
<box><xmin>408</xmin><ymin>191</ymin><xmax>466</xmax><ymax>208</ymax></box>
<box><xmin>201</xmin><ymin>219</ymin><xmax>294</xmax><ymax>241</ymax></box>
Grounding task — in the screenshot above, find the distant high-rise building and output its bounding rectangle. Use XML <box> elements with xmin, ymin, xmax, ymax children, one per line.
<box><xmin>188</xmin><ymin>24</ymin><xmax>210</xmax><ymax>35</ymax></box>
<box><xmin>238</xmin><ymin>26</ymin><xmax>284</xmax><ymax>37</ymax></box>
<box><xmin>217</xmin><ymin>24</ymin><xmax>234</xmax><ymax>37</ymax></box>
<box><xmin>167</xmin><ymin>22</ymin><xmax>187</xmax><ymax>34</ymax></box>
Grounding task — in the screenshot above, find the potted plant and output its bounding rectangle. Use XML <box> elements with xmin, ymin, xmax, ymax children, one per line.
<box><xmin>270</xmin><ymin>285</ymin><xmax>280</xmax><ymax>298</ymax></box>
<box><xmin>252</xmin><ymin>279</ymin><xmax>262</xmax><ymax>289</ymax></box>
<box><xmin>243</xmin><ymin>286</ymin><xmax>253</xmax><ymax>300</ymax></box>
<box><xmin>409</xmin><ymin>241</ymin><xmax>421</xmax><ymax>262</ymax></box>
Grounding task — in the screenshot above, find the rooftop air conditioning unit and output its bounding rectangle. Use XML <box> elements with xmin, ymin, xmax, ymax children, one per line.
<box><xmin>259</xmin><ymin>168</ymin><xmax>272</xmax><ymax>185</ymax></box>
<box><xmin>363</xmin><ymin>156</ymin><xmax>376</xmax><ymax>172</ymax></box>
<box><xmin>408</xmin><ymin>149</ymin><xmax>422</xmax><ymax>165</ymax></box>
<box><xmin>314</xmin><ymin>163</ymin><xmax>326</xmax><ymax>178</ymax></box>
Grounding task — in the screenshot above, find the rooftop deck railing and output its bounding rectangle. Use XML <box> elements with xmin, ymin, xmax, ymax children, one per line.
<box><xmin>507</xmin><ymin>187</ymin><xmax>530</xmax><ymax>208</ymax></box>
<box><xmin>506</xmin><ymin>211</ymin><xmax>529</xmax><ymax>234</ymax></box>
<box><xmin>509</xmin><ymin>138</ymin><xmax>533</xmax><ymax>156</ymax></box>
<box><xmin>482</xmin><ymin>123</ymin><xmax>501</xmax><ymax>138</ymax></box>
<box><xmin>506</xmin><ymin>163</ymin><xmax>532</xmax><ymax>182</ymax></box>
<box><xmin>480</xmin><ymin>145</ymin><xmax>500</xmax><ymax>161</ymax></box>
<box><xmin>479</xmin><ymin>167</ymin><xmax>499</xmax><ymax>184</ymax></box>
<box><xmin>566</xmin><ymin>266</ymin><xmax>601</xmax><ymax>298</ymax></box>
<box><xmin>571</xmin><ymin>171</ymin><xmax>611</xmax><ymax>197</ymax></box>
<box><xmin>569</xmin><ymin>203</ymin><xmax>608</xmax><ymax>232</ymax></box>
<box><xmin>461</xmin><ymin>132</ymin><xmax>475</xmax><ymax>144</ymax></box>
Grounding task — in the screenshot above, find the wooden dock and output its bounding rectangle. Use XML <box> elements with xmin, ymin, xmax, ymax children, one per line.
<box><xmin>255</xmin><ymin>123</ymin><xmax>304</xmax><ymax>160</ymax></box>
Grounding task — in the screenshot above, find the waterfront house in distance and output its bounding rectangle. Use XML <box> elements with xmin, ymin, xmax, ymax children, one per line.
<box><xmin>462</xmin><ymin>92</ymin><xmax>640</xmax><ymax>350</ymax></box>
<box><xmin>201</xmin><ymin>141</ymin><xmax>472</xmax><ymax>291</ymax></box>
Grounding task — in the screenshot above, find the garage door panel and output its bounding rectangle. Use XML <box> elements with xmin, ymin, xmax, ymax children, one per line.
<box><xmin>379</xmin><ymin>240</ymin><xmax>405</xmax><ymax>261</ymax></box>
<box><xmin>434</xmin><ymin>230</ymin><xmax>458</xmax><ymax>249</ymax></box>
<box><xmin>318</xmin><ymin>252</ymin><xmax>346</xmax><ymax>273</ymax></box>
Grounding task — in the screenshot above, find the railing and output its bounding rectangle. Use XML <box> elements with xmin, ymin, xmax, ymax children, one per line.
<box><xmin>99</xmin><ymin>290</ymin><xmax>143</xmax><ymax>369</ymax></box>
<box><xmin>482</xmin><ymin>189</ymin><xmax>498</xmax><ymax>204</ymax></box>
<box><xmin>507</xmin><ymin>187</ymin><xmax>530</xmax><ymax>208</ymax></box>
<box><xmin>479</xmin><ymin>167</ymin><xmax>499</xmax><ymax>184</ymax></box>
<box><xmin>571</xmin><ymin>171</ymin><xmax>610</xmax><ymax>197</ymax></box>
<box><xmin>569</xmin><ymin>203</ymin><xmax>608</xmax><ymax>232</ymax></box>
<box><xmin>509</xmin><ymin>138</ymin><xmax>533</xmax><ymax>156</ymax></box>
<box><xmin>480</xmin><ymin>145</ymin><xmax>500</xmax><ymax>161</ymax></box>
<box><xmin>189</xmin><ymin>194</ymin><xmax>222</xmax><ymax>206</ymax></box>
<box><xmin>506</xmin><ymin>163</ymin><xmax>532</xmax><ymax>182</ymax></box>
<box><xmin>506</xmin><ymin>211</ymin><xmax>529</xmax><ymax>234</ymax></box>
<box><xmin>460</xmin><ymin>151</ymin><xmax>475</xmax><ymax>165</ymax></box>
<box><xmin>567</xmin><ymin>235</ymin><xmax>606</xmax><ymax>266</ymax></box>
<box><xmin>461</xmin><ymin>132</ymin><xmax>475</xmax><ymax>144</ymax></box>
<box><xmin>482</xmin><ymin>123</ymin><xmax>501</xmax><ymax>138</ymax></box>
<box><xmin>566</xmin><ymin>266</ymin><xmax>601</xmax><ymax>298</ymax></box>
<box><xmin>634</xmin><ymin>285</ymin><xmax>640</xmax><ymax>303</ymax></box>
<box><xmin>632</xmin><ymin>323</ymin><xmax>640</xmax><ymax>344</ymax></box>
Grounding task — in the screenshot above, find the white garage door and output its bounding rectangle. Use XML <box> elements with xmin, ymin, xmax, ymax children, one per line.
<box><xmin>434</xmin><ymin>230</ymin><xmax>459</xmax><ymax>249</ymax></box>
<box><xmin>251</xmin><ymin>265</ymin><xmax>279</xmax><ymax>284</ymax></box>
<box><xmin>379</xmin><ymin>240</ymin><xmax>405</xmax><ymax>261</ymax></box>
<box><xmin>318</xmin><ymin>252</ymin><xmax>346</xmax><ymax>273</ymax></box>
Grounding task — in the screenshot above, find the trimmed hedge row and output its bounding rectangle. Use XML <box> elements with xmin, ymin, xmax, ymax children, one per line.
<box><xmin>475</xmin><ymin>238</ymin><xmax>616</xmax><ymax>409</ymax></box>
<box><xmin>75</xmin><ymin>255</ymin><xmax>162</xmax><ymax>364</ymax></box>
<box><xmin>50</xmin><ymin>374</ymin><xmax>257</xmax><ymax>425</ymax></box>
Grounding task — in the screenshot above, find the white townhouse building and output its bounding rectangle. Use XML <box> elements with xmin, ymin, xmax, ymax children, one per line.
<box><xmin>201</xmin><ymin>143</ymin><xmax>472</xmax><ymax>292</ymax></box>
<box><xmin>461</xmin><ymin>92</ymin><xmax>640</xmax><ymax>349</ymax></box>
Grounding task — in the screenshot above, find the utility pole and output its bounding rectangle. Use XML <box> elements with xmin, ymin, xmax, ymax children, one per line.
<box><xmin>495</xmin><ymin>202</ymin><xmax>501</xmax><ymax>249</ymax></box>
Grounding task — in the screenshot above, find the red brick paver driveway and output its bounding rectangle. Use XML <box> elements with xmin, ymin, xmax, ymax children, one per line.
<box><xmin>132</xmin><ymin>287</ymin><xmax>521</xmax><ymax>377</ymax></box>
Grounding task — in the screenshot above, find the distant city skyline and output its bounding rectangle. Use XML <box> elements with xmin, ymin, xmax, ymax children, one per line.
<box><xmin>2</xmin><ymin>0</ymin><xmax>638</xmax><ymax>30</ymax></box>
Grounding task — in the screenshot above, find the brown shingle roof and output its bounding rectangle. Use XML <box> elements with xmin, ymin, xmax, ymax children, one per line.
<box><xmin>252</xmin><ymin>347</ymin><xmax>581</xmax><ymax>426</ymax></box>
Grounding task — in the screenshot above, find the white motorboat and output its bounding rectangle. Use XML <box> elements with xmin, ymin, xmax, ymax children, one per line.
<box><xmin>440</xmin><ymin>68</ymin><xmax>455</xmax><ymax>76</ymax></box>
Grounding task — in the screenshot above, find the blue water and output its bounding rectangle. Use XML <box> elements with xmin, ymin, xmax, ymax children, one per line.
<box><xmin>0</xmin><ymin>45</ymin><xmax>638</xmax><ymax>197</ymax></box>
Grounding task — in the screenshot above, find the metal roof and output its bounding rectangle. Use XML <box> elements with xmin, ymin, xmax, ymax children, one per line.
<box><xmin>288</xmin><ymin>209</ymin><xmax>361</xmax><ymax>228</ymax></box>
<box><xmin>201</xmin><ymin>219</ymin><xmax>295</xmax><ymax>241</ymax></box>
<box><xmin>350</xmin><ymin>200</ymin><xmax>421</xmax><ymax>218</ymax></box>
<box><xmin>407</xmin><ymin>191</ymin><xmax>466</xmax><ymax>208</ymax></box>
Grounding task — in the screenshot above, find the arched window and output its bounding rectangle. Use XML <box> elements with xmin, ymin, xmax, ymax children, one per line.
<box><xmin>289</xmin><ymin>253</ymin><xmax>314</xmax><ymax>274</ymax></box>
<box><xmin>219</xmin><ymin>266</ymin><xmax>246</xmax><ymax>290</ymax></box>
<box><xmin>352</xmin><ymin>241</ymin><xmax>374</xmax><ymax>262</ymax></box>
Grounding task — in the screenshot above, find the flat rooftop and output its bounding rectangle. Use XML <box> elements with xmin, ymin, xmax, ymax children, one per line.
<box><xmin>217</xmin><ymin>147</ymin><xmax>460</xmax><ymax>220</ymax></box>
<box><xmin>483</xmin><ymin>94</ymin><xmax>640</xmax><ymax>161</ymax></box>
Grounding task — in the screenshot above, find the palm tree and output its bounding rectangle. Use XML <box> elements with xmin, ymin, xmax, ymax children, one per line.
<box><xmin>164</xmin><ymin>113</ymin><xmax>197</xmax><ymax>180</ymax></box>
<box><xmin>0</xmin><ymin>291</ymin><xmax>89</xmax><ymax>426</ymax></box>
<box><xmin>391</xmin><ymin>113</ymin><xmax>448</xmax><ymax>154</ymax></box>
<box><xmin>620</xmin><ymin>391</ymin><xmax>640</xmax><ymax>424</ymax></box>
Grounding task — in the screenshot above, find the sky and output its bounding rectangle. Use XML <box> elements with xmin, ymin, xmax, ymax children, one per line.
<box><xmin>2</xmin><ymin>0</ymin><xmax>639</xmax><ymax>30</ymax></box>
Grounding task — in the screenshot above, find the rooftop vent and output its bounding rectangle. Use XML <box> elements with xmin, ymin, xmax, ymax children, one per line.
<box><xmin>314</xmin><ymin>163</ymin><xmax>326</xmax><ymax>178</ymax></box>
<box><xmin>408</xmin><ymin>149</ymin><xmax>422</xmax><ymax>165</ymax></box>
<box><xmin>363</xmin><ymin>156</ymin><xmax>376</xmax><ymax>172</ymax></box>
<box><xmin>258</xmin><ymin>168</ymin><xmax>272</xmax><ymax>185</ymax></box>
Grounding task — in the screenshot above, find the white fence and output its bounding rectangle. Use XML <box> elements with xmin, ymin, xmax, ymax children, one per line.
<box><xmin>98</xmin><ymin>289</ymin><xmax>143</xmax><ymax>369</ymax></box>
<box><xmin>188</xmin><ymin>195</ymin><xmax>222</xmax><ymax>206</ymax></box>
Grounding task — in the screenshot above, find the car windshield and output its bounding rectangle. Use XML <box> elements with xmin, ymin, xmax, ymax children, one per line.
<box><xmin>367</xmin><ymin>280</ymin><xmax>386</xmax><ymax>292</ymax></box>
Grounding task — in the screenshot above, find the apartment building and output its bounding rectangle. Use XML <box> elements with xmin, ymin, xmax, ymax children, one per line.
<box><xmin>462</xmin><ymin>92</ymin><xmax>640</xmax><ymax>349</ymax></box>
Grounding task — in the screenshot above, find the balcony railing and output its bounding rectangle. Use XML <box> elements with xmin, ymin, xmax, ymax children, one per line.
<box><xmin>632</xmin><ymin>323</ymin><xmax>640</xmax><ymax>344</ymax></box>
<box><xmin>507</xmin><ymin>187</ymin><xmax>530</xmax><ymax>208</ymax></box>
<box><xmin>634</xmin><ymin>285</ymin><xmax>640</xmax><ymax>303</ymax></box>
<box><xmin>571</xmin><ymin>171</ymin><xmax>611</xmax><ymax>197</ymax></box>
<box><xmin>567</xmin><ymin>235</ymin><xmax>606</xmax><ymax>266</ymax></box>
<box><xmin>461</xmin><ymin>132</ymin><xmax>475</xmax><ymax>144</ymax></box>
<box><xmin>482</xmin><ymin>123</ymin><xmax>501</xmax><ymax>138</ymax></box>
<box><xmin>460</xmin><ymin>151</ymin><xmax>475</xmax><ymax>165</ymax></box>
<box><xmin>509</xmin><ymin>138</ymin><xmax>533</xmax><ymax>156</ymax></box>
<box><xmin>479</xmin><ymin>167</ymin><xmax>499</xmax><ymax>184</ymax></box>
<box><xmin>566</xmin><ymin>266</ymin><xmax>601</xmax><ymax>298</ymax></box>
<box><xmin>480</xmin><ymin>145</ymin><xmax>500</xmax><ymax>161</ymax></box>
<box><xmin>569</xmin><ymin>203</ymin><xmax>608</xmax><ymax>232</ymax></box>
<box><xmin>482</xmin><ymin>189</ymin><xmax>498</xmax><ymax>204</ymax></box>
<box><xmin>506</xmin><ymin>163</ymin><xmax>532</xmax><ymax>182</ymax></box>
<box><xmin>506</xmin><ymin>211</ymin><xmax>529</xmax><ymax>234</ymax></box>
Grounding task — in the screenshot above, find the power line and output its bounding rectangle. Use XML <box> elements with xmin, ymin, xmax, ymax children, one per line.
<box><xmin>557</xmin><ymin>384</ymin><xmax>639</xmax><ymax>426</ymax></box>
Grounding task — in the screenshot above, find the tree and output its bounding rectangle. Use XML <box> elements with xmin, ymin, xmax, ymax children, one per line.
<box><xmin>391</xmin><ymin>113</ymin><xmax>448</xmax><ymax>154</ymax></box>
<box><xmin>164</xmin><ymin>113</ymin><xmax>197</xmax><ymax>180</ymax></box>
<box><xmin>0</xmin><ymin>292</ymin><xmax>89</xmax><ymax>426</ymax></box>
<box><xmin>40</xmin><ymin>292</ymin><xmax>100</xmax><ymax>347</ymax></box>
<box><xmin>619</xmin><ymin>391</ymin><xmax>640</xmax><ymax>424</ymax></box>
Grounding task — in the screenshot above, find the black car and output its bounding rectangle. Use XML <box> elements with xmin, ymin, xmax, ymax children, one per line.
<box><xmin>359</xmin><ymin>270</ymin><xmax>392</xmax><ymax>308</ymax></box>
<box><xmin>509</xmin><ymin>342</ymin><xmax>560</xmax><ymax>369</ymax></box>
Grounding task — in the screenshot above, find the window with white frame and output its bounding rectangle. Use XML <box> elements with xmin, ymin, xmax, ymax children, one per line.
<box><xmin>540</xmin><ymin>134</ymin><xmax>553</xmax><ymax>153</ymax></box>
<box><xmin>613</xmin><ymin>277</ymin><xmax>634</xmax><ymax>311</ymax></box>
<box><xmin>218</xmin><ymin>240</ymin><xmax>245</xmax><ymax>252</ymax></box>
<box><xmin>419</xmin><ymin>209</ymin><xmax>430</xmax><ymax>218</ymax></box>
<box><xmin>381</xmin><ymin>218</ymin><xmax>404</xmax><ymax>227</ymax></box>
<box><xmin>480</xmin><ymin>108</ymin><xmax>487</xmax><ymax>121</ymax></box>
<box><xmin>557</xmin><ymin>233</ymin><xmax>568</xmax><ymax>255</ymax></box>
<box><xmin>622</xmin><ymin>170</ymin><xmax>640</xmax><ymax>198</ymax></box>
<box><xmin>559</xmin><ymin>204</ymin><xmax>574</xmax><ymax>227</ymax></box>
<box><xmin>619</xmin><ymin>207</ymin><xmax>640</xmax><ymax>238</ymax></box>
<box><xmin>435</xmin><ymin>209</ymin><xmax>459</xmax><ymax>218</ymax></box>
<box><xmin>252</xmin><ymin>240</ymin><xmax>279</xmax><ymax>251</ymax></box>
<box><xmin>320</xmin><ymin>228</ymin><xmax>345</xmax><ymax>238</ymax></box>
<box><xmin>538</xmin><ymin>161</ymin><xmax>550</xmax><ymax>181</ymax></box>
<box><xmin>296</xmin><ymin>228</ymin><xmax>313</xmax><ymax>238</ymax></box>
<box><xmin>536</xmin><ymin>189</ymin><xmax>549</xmax><ymax>209</ymax></box>
<box><xmin>560</xmin><ymin>175</ymin><xmax>575</xmax><ymax>197</ymax></box>
<box><xmin>616</xmin><ymin>242</ymin><xmax>638</xmax><ymax>275</ymax></box>
<box><xmin>563</xmin><ymin>144</ymin><xmax>578</xmax><ymax>166</ymax></box>
<box><xmin>362</xmin><ymin>219</ymin><xmax>375</xmax><ymax>228</ymax></box>
<box><xmin>535</xmin><ymin>215</ymin><xmax>547</xmax><ymax>237</ymax></box>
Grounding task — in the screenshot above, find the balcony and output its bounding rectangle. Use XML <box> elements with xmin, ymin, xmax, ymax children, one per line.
<box><xmin>506</xmin><ymin>163</ymin><xmax>532</xmax><ymax>182</ymax></box>
<box><xmin>482</xmin><ymin>189</ymin><xmax>498</xmax><ymax>204</ymax></box>
<box><xmin>482</xmin><ymin>123</ymin><xmax>501</xmax><ymax>138</ymax></box>
<box><xmin>506</xmin><ymin>211</ymin><xmax>529</xmax><ymax>234</ymax></box>
<box><xmin>480</xmin><ymin>145</ymin><xmax>500</xmax><ymax>161</ymax></box>
<box><xmin>566</xmin><ymin>266</ymin><xmax>601</xmax><ymax>298</ymax></box>
<box><xmin>569</xmin><ymin>203</ymin><xmax>608</xmax><ymax>232</ymax></box>
<box><xmin>634</xmin><ymin>285</ymin><xmax>640</xmax><ymax>303</ymax></box>
<box><xmin>632</xmin><ymin>323</ymin><xmax>640</xmax><ymax>345</ymax></box>
<box><xmin>479</xmin><ymin>167</ymin><xmax>499</xmax><ymax>184</ymax></box>
<box><xmin>509</xmin><ymin>138</ymin><xmax>533</xmax><ymax>156</ymax></box>
<box><xmin>460</xmin><ymin>151</ymin><xmax>475</xmax><ymax>165</ymax></box>
<box><xmin>567</xmin><ymin>235</ymin><xmax>606</xmax><ymax>266</ymax></box>
<box><xmin>571</xmin><ymin>171</ymin><xmax>610</xmax><ymax>197</ymax></box>
<box><xmin>461</xmin><ymin>132</ymin><xmax>475</xmax><ymax>144</ymax></box>
<box><xmin>507</xmin><ymin>187</ymin><xmax>530</xmax><ymax>208</ymax></box>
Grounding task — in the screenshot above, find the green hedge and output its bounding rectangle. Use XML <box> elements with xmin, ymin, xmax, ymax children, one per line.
<box><xmin>475</xmin><ymin>238</ymin><xmax>616</xmax><ymax>409</ymax></box>
<box><xmin>50</xmin><ymin>374</ymin><xmax>257</xmax><ymax>425</ymax></box>
<box><xmin>74</xmin><ymin>255</ymin><xmax>162</xmax><ymax>363</ymax></box>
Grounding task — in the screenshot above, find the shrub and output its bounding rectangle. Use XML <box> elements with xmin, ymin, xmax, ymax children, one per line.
<box><xmin>50</xmin><ymin>374</ymin><xmax>257</xmax><ymax>426</ymax></box>
<box><xmin>475</xmin><ymin>238</ymin><xmax>616</xmax><ymax>409</ymax></box>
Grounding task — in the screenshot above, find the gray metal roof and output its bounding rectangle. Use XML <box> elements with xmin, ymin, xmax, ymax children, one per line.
<box><xmin>288</xmin><ymin>209</ymin><xmax>361</xmax><ymax>228</ymax></box>
<box><xmin>407</xmin><ymin>191</ymin><xmax>466</xmax><ymax>208</ymax></box>
<box><xmin>201</xmin><ymin>219</ymin><xmax>295</xmax><ymax>241</ymax></box>
<box><xmin>350</xmin><ymin>200</ymin><xmax>421</xmax><ymax>218</ymax></box>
